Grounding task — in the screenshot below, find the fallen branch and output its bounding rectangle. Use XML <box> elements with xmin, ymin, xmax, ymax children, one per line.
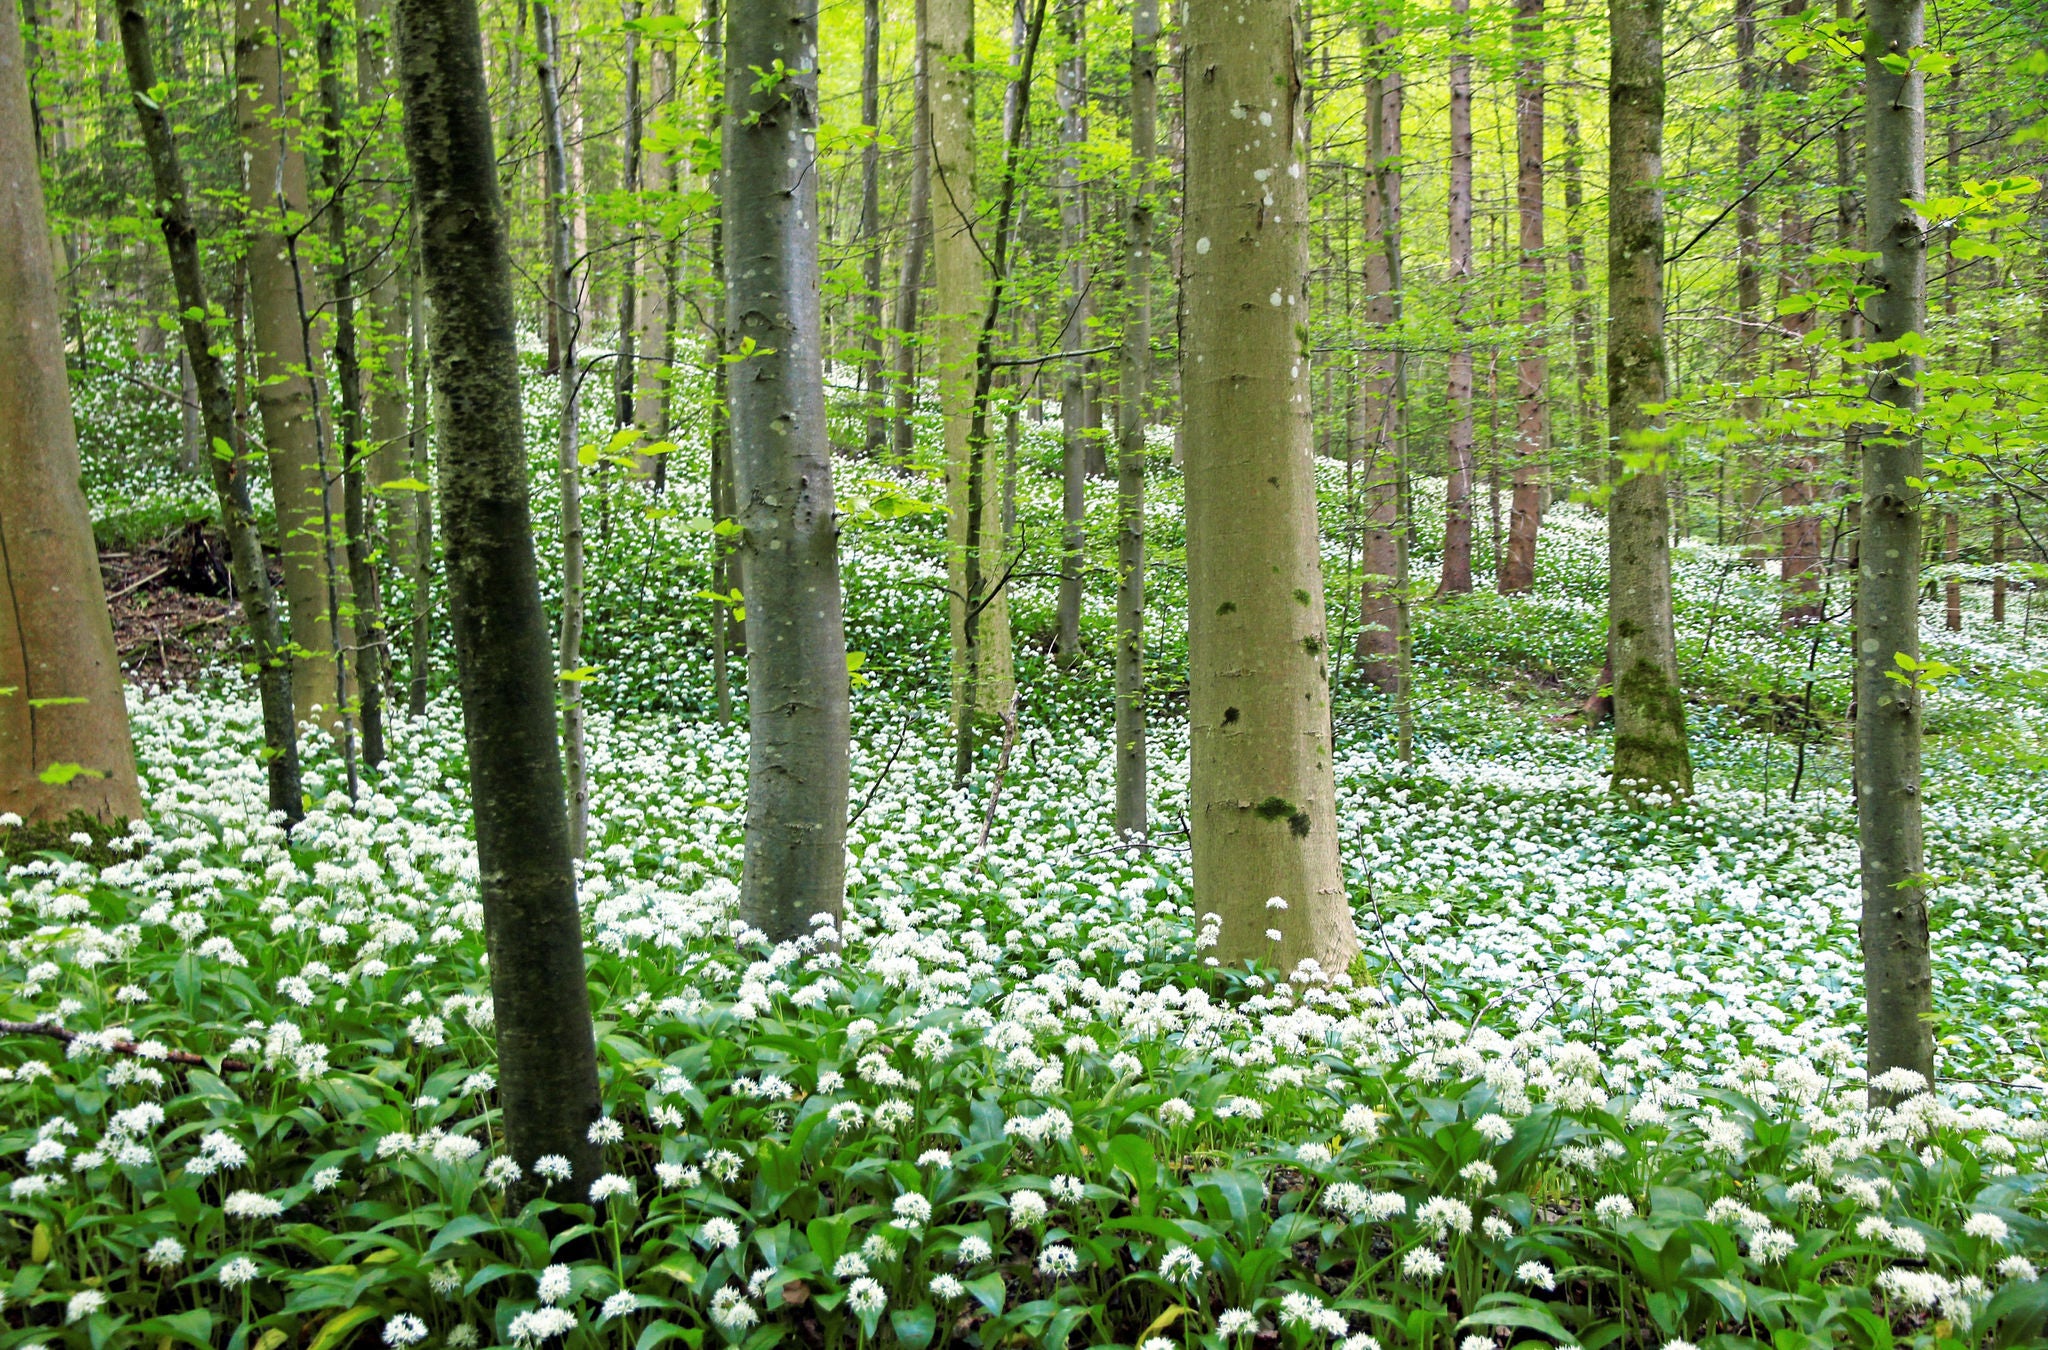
<box><xmin>106</xmin><ymin>564</ymin><xmax>170</xmax><ymax>603</ymax></box>
<box><xmin>0</xmin><ymin>1019</ymin><xmax>254</xmax><ymax>1071</ymax></box>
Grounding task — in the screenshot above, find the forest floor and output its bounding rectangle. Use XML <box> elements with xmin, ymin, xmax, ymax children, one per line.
<box><xmin>8</xmin><ymin>368</ymin><xmax>2048</xmax><ymax>1348</ymax></box>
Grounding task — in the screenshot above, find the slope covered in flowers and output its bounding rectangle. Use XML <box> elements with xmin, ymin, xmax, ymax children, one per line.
<box><xmin>8</xmin><ymin>379</ymin><xmax>2048</xmax><ymax>1348</ymax></box>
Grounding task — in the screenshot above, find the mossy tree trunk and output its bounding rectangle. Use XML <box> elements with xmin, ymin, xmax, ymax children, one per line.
<box><xmin>392</xmin><ymin>0</ymin><xmax>604</xmax><ymax>1184</ymax></box>
<box><xmin>0</xmin><ymin>0</ymin><xmax>144</xmax><ymax>827</ymax></box>
<box><xmin>116</xmin><ymin>0</ymin><xmax>303</xmax><ymax>825</ymax></box>
<box><xmin>1606</xmin><ymin>0</ymin><xmax>1693</xmax><ymax>799</ymax></box>
<box><xmin>1112</xmin><ymin>0</ymin><xmax>1156</xmax><ymax>840</ymax></box>
<box><xmin>723</xmin><ymin>0</ymin><xmax>851</xmax><ymax>943</ymax></box>
<box><xmin>1184</xmin><ymin>0</ymin><xmax>1356</xmax><ymax>980</ymax></box>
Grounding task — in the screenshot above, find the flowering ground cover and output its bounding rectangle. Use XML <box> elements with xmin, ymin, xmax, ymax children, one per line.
<box><xmin>10</xmin><ymin>386</ymin><xmax>2048</xmax><ymax>1349</ymax></box>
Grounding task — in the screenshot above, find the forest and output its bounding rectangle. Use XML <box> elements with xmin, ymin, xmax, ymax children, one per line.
<box><xmin>3</xmin><ymin>0</ymin><xmax>2048</xmax><ymax>1342</ymax></box>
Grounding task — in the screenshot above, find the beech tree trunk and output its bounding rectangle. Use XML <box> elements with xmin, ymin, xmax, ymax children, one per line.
<box><xmin>1560</xmin><ymin>30</ymin><xmax>1596</xmax><ymax>482</ymax></box>
<box><xmin>860</xmin><ymin>0</ymin><xmax>887</xmax><ymax>453</ymax></box>
<box><xmin>116</xmin><ymin>0</ymin><xmax>303</xmax><ymax>824</ymax></box>
<box><xmin>1607</xmin><ymin>0</ymin><xmax>1694</xmax><ymax>798</ymax></box>
<box><xmin>1355</xmin><ymin>14</ymin><xmax>1405</xmax><ymax>697</ymax></box>
<box><xmin>535</xmin><ymin>0</ymin><xmax>589</xmax><ymax>857</ymax></box>
<box><xmin>1857</xmin><ymin>0</ymin><xmax>1935</xmax><ymax>1099</ymax></box>
<box><xmin>358</xmin><ymin>0</ymin><xmax>415</xmax><ymax>586</ymax></box>
<box><xmin>1184</xmin><ymin>0</ymin><xmax>1355</xmax><ymax>979</ymax></box>
<box><xmin>1</xmin><ymin>0</ymin><xmax>144</xmax><ymax>826</ymax></box>
<box><xmin>1732</xmin><ymin>0</ymin><xmax>1766</xmax><ymax>552</ymax></box>
<box><xmin>237</xmin><ymin>0</ymin><xmax>353</xmax><ymax>730</ymax></box>
<box><xmin>1441</xmin><ymin>0</ymin><xmax>1475</xmax><ymax>596</ymax></box>
<box><xmin>633</xmin><ymin>0</ymin><xmax>674</xmax><ymax>456</ymax></box>
<box><xmin>1113</xmin><ymin>0</ymin><xmax>1155</xmax><ymax>839</ymax></box>
<box><xmin>1776</xmin><ymin>15</ymin><xmax>1820</xmax><ymax>626</ymax></box>
<box><xmin>931</xmin><ymin>0</ymin><xmax>1014</xmax><ymax>751</ymax></box>
<box><xmin>392</xmin><ymin>0</ymin><xmax>604</xmax><ymax>1183</ymax></box>
<box><xmin>723</xmin><ymin>0</ymin><xmax>852</xmax><ymax>942</ymax></box>
<box><xmin>1054</xmin><ymin>0</ymin><xmax>1088</xmax><ymax>665</ymax></box>
<box><xmin>890</xmin><ymin>0</ymin><xmax>932</xmax><ymax>459</ymax></box>
<box><xmin>1499</xmin><ymin>0</ymin><xmax>1544</xmax><ymax>594</ymax></box>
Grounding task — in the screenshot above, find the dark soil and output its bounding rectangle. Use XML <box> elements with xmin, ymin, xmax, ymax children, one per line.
<box><xmin>100</xmin><ymin>520</ymin><xmax>266</xmax><ymax>688</ymax></box>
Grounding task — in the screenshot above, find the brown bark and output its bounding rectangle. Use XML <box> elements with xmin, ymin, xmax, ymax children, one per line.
<box><xmin>0</xmin><ymin>0</ymin><xmax>144</xmax><ymax>826</ymax></box>
<box><xmin>1442</xmin><ymin>0</ymin><xmax>1475</xmax><ymax>595</ymax></box>
<box><xmin>1355</xmin><ymin>16</ymin><xmax>1405</xmax><ymax>695</ymax></box>
<box><xmin>237</xmin><ymin>0</ymin><xmax>353</xmax><ymax>730</ymax></box>
<box><xmin>1499</xmin><ymin>0</ymin><xmax>1545</xmax><ymax>595</ymax></box>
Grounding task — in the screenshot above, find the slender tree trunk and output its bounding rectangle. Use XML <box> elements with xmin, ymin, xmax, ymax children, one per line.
<box><xmin>860</xmin><ymin>0</ymin><xmax>887</xmax><ymax>453</ymax></box>
<box><xmin>890</xmin><ymin>0</ymin><xmax>931</xmax><ymax>459</ymax></box>
<box><xmin>702</xmin><ymin>0</ymin><xmax>734</xmax><ymax>726</ymax></box>
<box><xmin>1561</xmin><ymin>31</ymin><xmax>1595</xmax><ymax>484</ymax></box>
<box><xmin>617</xmin><ymin>0</ymin><xmax>643</xmax><ymax>460</ymax></box>
<box><xmin>1608</xmin><ymin>0</ymin><xmax>1693</xmax><ymax>798</ymax></box>
<box><xmin>358</xmin><ymin>0</ymin><xmax>414</xmax><ymax>589</ymax></box>
<box><xmin>1184</xmin><ymin>0</ymin><xmax>1355</xmax><ymax>978</ymax></box>
<box><xmin>1054</xmin><ymin>0</ymin><xmax>1088</xmax><ymax>664</ymax></box>
<box><xmin>1944</xmin><ymin>510</ymin><xmax>1962</xmax><ymax>631</ymax></box>
<box><xmin>724</xmin><ymin>0</ymin><xmax>851</xmax><ymax>941</ymax></box>
<box><xmin>535</xmin><ymin>0</ymin><xmax>588</xmax><ymax>857</ymax></box>
<box><xmin>116</xmin><ymin>0</ymin><xmax>303</xmax><ymax>824</ymax></box>
<box><xmin>1355</xmin><ymin>15</ymin><xmax>1405</xmax><ymax>695</ymax></box>
<box><xmin>1992</xmin><ymin>499</ymin><xmax>2006</xmax><ymax>623</ymax></box>
<box><xmin>1442</xmin><ymin>0</ymin><xmax>1475</xmax><ymax>595</ymax></box>
<box><xmin>392</xmin><ymin>0</ymin><xmax>604</xmax><ymax>1184</ymax></box>
<box><xmin>1776</xmin><ymin>12</ymin><xmax>1820</xmax><ymax>626</ymax></box>
<box><xmin>0</xmin><ymin>0</ymin><xmax>144</xmax><ymax>825</ymax></box>
<box><xmin>932</xmin><ymin>0</ymin><xmax>1013</xmax><ymax>757</ymax></box>
<box><xmin>179</xmin><ymin>348</ymin><xmax>203</xmax><ymax>472</ymax></box>
<box><xmin>1113</xmin><ymin>0</ymin><xmax>1155</xmax><ymax>839</ymax></box>
<box><xmin>238</xmin><ymin>0</ymin><xmax>352</xmax><ymax>730</ymax></box>
<box><xmin>407</xmin><ymin>237</ymin><xmax>434</xmax><ymax>717</ymax></box>
<box><xmin>1857</xmin><ymin>0</ymin><xmax>1934</xmax><ymax>1099</ymax></box>
<box><xmin>318</xmin><ymin>15</ymin><xmax>389</xmax><ymax>768</ymax></box>
<box><xmin>633</xmin><ymin>0</ymin><xmax>674</xmax><ymax>458</ymax></box>
<box><xmin>1733</xmin><ymin>0</ymin><xmax>1766</xmax><ymax>553</ymax></box>
<box><xmin>1500</xmin><ymin>0</ymin><xmax>1544</xmax><ymax>594</ymax></box>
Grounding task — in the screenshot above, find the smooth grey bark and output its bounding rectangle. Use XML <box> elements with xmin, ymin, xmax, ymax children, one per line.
<box><xmin>1607</xmin><ymin>0</ymin><xmax>1693</xmax><ymax>798</ymax></box>
<box><xmin>723</xmin><ymin>0</ymin><xmax>852</xmax><ymax>942</ymax></box>
<box><xmin>1355</xmin><ymin>11</ymin><xmax>1407</xmax><ymax>714</ymax></box>
<box><xmin>1441</xmin><ymin>0</ymin><xmax>1475</xmax><ymax>595</ymax></box>
<box><xmin>1183</xmin><ymin>0</ymin><xmax>1354</xmax><ymax>977</ymax></box>
<box><xmin>890</xmin><ymin>0</ymin><xmax>932</xmax><ymax>459</ymax></box>
<box><xmin>534</xmin><ymin>0</ymin><xmax>589</xmax><ymax>857</ymax></box>
<box><xmin>1054</xmin><ymin>0</ymin><xmax>1088</xmax><ymax>666</ymax></box>
<box><xmin>392</xmin><ymin>0</ymin><xmax>603</xmax><ymax>1184</ymax></box>
<box><xmin>1112</xmin><ymin>0</ymin><xmax>1155</xmax><ymax>839</ymax></box>
<box><xmin>115</xmin><ymin>0</ymin><xmax>303</xmax><ymax>825</ymax></box>
<box><xmin>1857</xmin><ymin>0</ymin><xmax>1935</xmax><ymax>1098</ymax></box>
<box><xmin>1499</xmin><ymin>0</ymin><xmax>1544</xmax><ymax>594</ymax></box>
<box><xmin>860</xmin><ymin>0</ymin><xmax>887</xmax><ymax>452</ymax></box>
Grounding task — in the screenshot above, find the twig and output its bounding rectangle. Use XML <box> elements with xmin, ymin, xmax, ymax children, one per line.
<box><xmin>975</xmin><ymin>695</ymin><xmax>1024</xmax><ymax>853</ymax></box>
<box><xmin>106</xmin><ymin>565</ymin><xmax>170</xmax><ymax>604</ymax></box>
<box><xmin>848</xmin><ymin>712</ymin><xmax>920</xmax><ymax>832</ymax></box>
<box><xmin>0</xmin><ymin>1020</ymin><xmax>254</xmax><ymax>1072</ymax></box>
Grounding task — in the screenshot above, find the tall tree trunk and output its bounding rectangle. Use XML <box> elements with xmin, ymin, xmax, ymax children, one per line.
<box><xmin>1184</xmin><ymin>0</ymin><xmax>1355</xmax><ymax>978</ymax></box>
<box><xmin>1561</xmin><ymin>29</ymin><xmax>1595</xmax><ymax>484</ymax></box>
<box><xmin>406</xmin><ymin>237</ymin><xmax>434</xmax><ymax>716</ymax></box>
<box><xmin>238</xmin><ymin>0</ymin><xmax>352</xmax><ymax>730</ymax></box>
<box><xmin>860</xmin><ymin>0</ymin><xmax>887</xmax><ymax>453</ymax></box>
<box><xmin>1113</xmin><ymin>0</ymin><xmax>1155</xmax><ymax>839</ymax></box>
<box><xmin>702</xmin><ymin>0</ymin><xmax>734</xmax><ymax>725</ymax></box>
<box><xmin>1355</xmin><ymin>13</ymin><xmax>1405</xmax><ymax>696</ymax></box>
<box><xmin>0</xmin><ymin>0</ymin><xmax>144</xmax><ymax>826</ymax></box>
<box><xmin>890</xmin><ymin>0</ymin><xmax>931</xmax><ymax>459</ymax></box>
<box><xmin>617</xmin><ymin>0</ymin><xmax>643</xmax><ymax>462</ymax></box>
<box><xmin>1732</xmin><ymin>0</ymin><xmax>1766</xmax><ymax>553</ymax></box>
<box><xmin>179</xmin><ymin>348</ymin><xmax>203</xmax><ymax>472</ymax></box>
<box><xmin>535</xmin><ymin>0</ymin><xmax>589</xmax><ymax>857</ymax></box>
<box><xmin>633</xmin><ymin>0</ymin><xmax>674</xmax><ymax>459</ymax></box>
<box><xmin>318</xmin><ymin>14</ymin><xmax>389</xmax><ymax>768</ymax></box>
<box><xmin>1776</xmin><ymin>9</ymin><xmax>1820</xmax><ymax>625</ymax></box>
<box><xmin>1054</xmin><ymin>0</ymin><xmax>1088</xmax><ymax>664</ymax></box>
<box><xmin>931</xmin><ymin>0</ymin><xmax>1013</xmax><ymax>757</ymax></box>
<box><xmin>392</xmin><ymin>0</ymin><xmax>604</xmax><ymax>1184</ymax></box>
<box><xmin>1608</xmin><ymin>0</ymin><xmax>1693</xmax><ymax>798</ymax></box>
<box><xmin>116</xmin><ymin>0</ymin><xmax>303</xmax><ymax>823</ymax></box>
<box><xmin>358</xmin><ymin>0</ymin><xmax>414</xmax><ymax>595</ymax></box>
<box><xmin>1499</xmin><ymin>0</ymin><xmax>1544</xmax><ymax>594</ymax></box>
<box><xmin>1992</xmin><ymin>498</ymin><xmax>2006</xmax><ymax>623</ymax></box>
<box><xmin>1441</xmin><ymin>0</ymin><xmax>1475</xmax><ymax>595</ymax></box>
<box><xmin>724</xmin><ymin>0</ymin><xmax>851</xmax><ymax>942</ymax></box>
<box><xmin>1857</xmin><ymin>0</ymin><xmax>1934</xmax><ymax>1099</ymax></box>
